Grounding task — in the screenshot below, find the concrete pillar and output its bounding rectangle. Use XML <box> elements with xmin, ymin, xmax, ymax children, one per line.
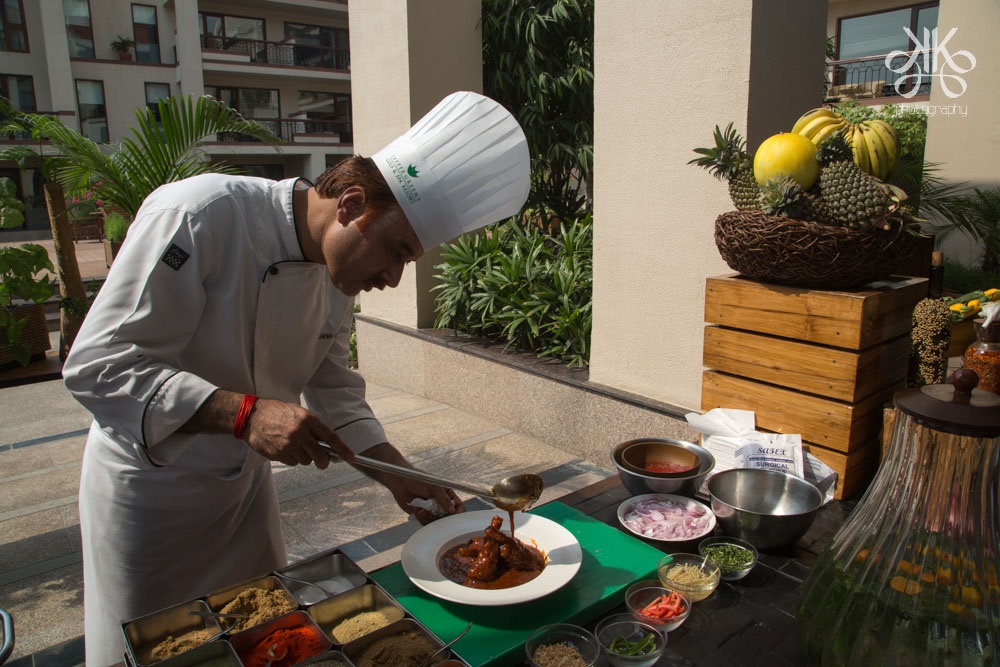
<box><xmin>588</xmin><ymin>0</ymin><xmax>827</xmax><ymax>411</ymax></box>
<box><xmin>38</xmin><ymin>0</ymin><xmax>76</xmax><ymax>113</ymax></box>
<box><xmin>925</xmin><ymin>0</ymin><xmax>1000</xmax><ymax>265</ymax></box>
<box><xmin>348</xmin><ymin>0</ymin><xmax>483</xmax><ymax>328</ymax></box>
<box><xmin>172</xmin><ymin>0</ymin><xmax>204</xmax><ymax>97</ymax></box>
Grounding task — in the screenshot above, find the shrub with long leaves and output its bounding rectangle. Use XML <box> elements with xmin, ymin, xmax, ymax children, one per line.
<box><xmin>433</xmin><ymin>214</ymin><xmax>593</xmax><ymax>367</ymax></box>
<box><xmin>0</xmin><ymin>94</ymin><xmax>280</xmax><ymax>217</ymax></box>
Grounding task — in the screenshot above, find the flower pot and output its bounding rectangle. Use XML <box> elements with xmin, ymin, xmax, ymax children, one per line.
<box><xmin>0</xmin><ymin>303</ymin><xmax>52</xmax><ymax>368</ymax></box>
<box><xmin>104</xmin><ymin>238</ymin><xmax>122</xmax><ymax>267</ymax></box>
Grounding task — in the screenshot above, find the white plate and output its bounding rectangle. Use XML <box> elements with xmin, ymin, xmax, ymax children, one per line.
<box><xmin>617</xmin><ymin>493</ymin><xmax>716</xmax><ymax>543</ymax></box>
<box><xmin>400</xmin><ymin>509</ymin><xmax>582</xmax><ymax>606</ymax></box>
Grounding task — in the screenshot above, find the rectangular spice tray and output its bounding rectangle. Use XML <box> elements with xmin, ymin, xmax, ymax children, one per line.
<box><xmin>121</xmin><ymin>548</ymin><xmax>470</xmax><ymax>667</ymax></box>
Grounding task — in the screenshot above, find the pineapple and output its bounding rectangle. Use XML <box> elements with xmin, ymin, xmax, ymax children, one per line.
<box><xmin>757</xmin><ymin>177</ymin><xmax>825</xmax><ymax>222</ymax></box>
<box><xmin>690</xmin><ymin>123</ymin><xmax>760</xmax><ymax>210</ymax></box>
<box><xmin>815</xmin><ymin>135</ymin><xmax>891</xmax><ymax>229</ymax></box>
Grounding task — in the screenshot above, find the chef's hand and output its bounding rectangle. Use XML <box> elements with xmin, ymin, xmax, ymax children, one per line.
<box><xmin>242</xmin><ymin>398</ymin><xmax>355</xmax><ymax>469</ymax></box>
<box><xmin>361</xmin><ymin>443</ymin><xmax>466</xmax><ymax>524</ymax></box>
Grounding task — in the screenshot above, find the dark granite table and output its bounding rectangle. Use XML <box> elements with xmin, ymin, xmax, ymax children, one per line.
<box><xmin>532</xmin><ymin>475</ymin><xmax>857</xmax><ymax>667</ymax></box>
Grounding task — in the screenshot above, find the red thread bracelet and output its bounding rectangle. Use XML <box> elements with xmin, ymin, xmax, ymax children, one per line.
<box><xmin>233</xmin><ymin>394</ymin><xmax>258</xmax><ymax>439</ymax></box>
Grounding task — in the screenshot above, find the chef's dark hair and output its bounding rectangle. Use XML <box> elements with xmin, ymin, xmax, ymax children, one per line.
<box><xmin>314</xmin><ymin>156</ymin><xmax>399</xmax><ymax>217</ymax></box>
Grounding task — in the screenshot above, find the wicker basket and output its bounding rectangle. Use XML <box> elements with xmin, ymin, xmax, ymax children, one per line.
<box><xmin>714</xmin><ymin>211</ymin><xmax>918</xmax><ymax>290</ymax></box>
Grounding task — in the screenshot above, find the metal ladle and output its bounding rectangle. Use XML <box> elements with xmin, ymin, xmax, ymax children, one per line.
<box><xmin>317</xmin><ymin>443</ymin><xmax>544</xmax><ymax>512</ymax></box>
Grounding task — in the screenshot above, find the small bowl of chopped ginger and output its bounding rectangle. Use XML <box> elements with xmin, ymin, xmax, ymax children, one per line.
<box><xmin>656</xmin><ymin>553</ymin><xmax>721</xmax><ymax>602</ymax></box>
<box><xmin>524</xmin><ymin>623</ymin><xmax>600</xmax><ymax>667</ymax></box>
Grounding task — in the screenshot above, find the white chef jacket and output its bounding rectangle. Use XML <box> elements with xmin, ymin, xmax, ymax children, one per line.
<box><xmin>63</xmin><ymin>174</ymin><xmax>388</xmax><ymax>667</ymax></box>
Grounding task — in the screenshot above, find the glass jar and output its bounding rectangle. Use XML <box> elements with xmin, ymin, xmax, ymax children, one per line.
<box><xmin>796</xmin><ymin>369</ymin><xmax>1000</xmax><ymax>666</ymax></box>
<box><xmin>963</xmin><ymin>318</ymin><xmax>1000</xmax><ymax>395</ymax></box>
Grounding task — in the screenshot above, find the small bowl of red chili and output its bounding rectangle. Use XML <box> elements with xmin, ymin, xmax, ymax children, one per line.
<box><xmin>611</xmin><ymin>439</ymin><xmax>715</xmax><ymax>499</ymax></box>
<box><xmin>624</xmin><ymin>580</ymin><xmax>692</xmax><ymax>634</ymax></box>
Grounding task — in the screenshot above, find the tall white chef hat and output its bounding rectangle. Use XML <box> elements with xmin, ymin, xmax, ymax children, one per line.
<box><xmin>372</xmin><ymin>91</ymin><xmax>530</xmax><ymax>250</ymax></box>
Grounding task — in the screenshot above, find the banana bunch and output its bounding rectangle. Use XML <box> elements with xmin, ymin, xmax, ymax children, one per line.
<box><xmin>847</xmin><ymin>119</ymin><xmax>900</xmax><ymax>181</ymax></box>
<box><xmin>791</xmin><ymin>107</ymin><xmax>847</xmax><ymax>147</ymax></box>
<box><xmin>790</xmin><ymin>108</ymin><xmax>901</xmax><ymax>181</ymax></box>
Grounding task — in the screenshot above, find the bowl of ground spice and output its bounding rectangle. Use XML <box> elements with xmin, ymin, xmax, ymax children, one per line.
<box><xmin>698</xmin><ymin>535</ymin><xmax>758</xmax><ymax>581</ymax></box>
<box><xmin>308</xmin><ymin>584</ymin><xmax>405</xmax><ymax>645</ymax></box>
<box><xmin>229</xmin><ymin>610</ymin><xmax>331</xmax><ymax>667</ymax></box>
<box><xmin>124</xmin><ymin>599</ymin><xmax>226</xmax><ymax>666</ymax></box>
<box><xmin>206</xmin><ymin>577</ymin><xmax>298</xmax><ymax>635</ymax></box>
<box><xmin>343</xmin><ymin>618</ymin><xmax>452</xmax><ymax>667</ymax></box>
<box><xmin>524</xmin><ymin>623</ymin><xmax>600</xmax><ymax>667</ymax></box>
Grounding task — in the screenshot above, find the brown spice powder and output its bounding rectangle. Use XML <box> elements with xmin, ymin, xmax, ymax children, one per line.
<box><xmin>330</xmin><ymin>609</ymin><xmax>393</xmax><ymax>643</ymax></box>
<box><xmin>140</xmin><ymin>627</ymin><xmax>213</xmax><ymax>663</ymax></box>
<box><xmin>219</xmin><ymin>587</ymin><xmax>296</xmax><ymax>633</ymax></box>
<box><xmin>532</xmin><ymin>642</ymin><xmax>589</xmax><ymax>667</ymax></box>
<box><xmin>355</xmin><ymin>631</ymin><xmax>438</xmax><ymax>667</ymax></box>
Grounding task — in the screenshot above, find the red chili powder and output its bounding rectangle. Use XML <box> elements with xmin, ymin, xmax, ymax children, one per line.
<box><xmin>645</xmin><ymin>462</ymin><xmax>694</xmax><ymax>474</ymax></box>
<box><xmin>240</xmin><ymin>625</ymin><xmax>327</xmax><ymax>667</ymax></box>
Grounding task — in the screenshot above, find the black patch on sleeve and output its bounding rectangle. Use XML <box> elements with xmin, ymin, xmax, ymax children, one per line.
<box><xmin>161</xmin><ymin>243</ymin><xmax>190</xmax><ymax>271</ymax></box>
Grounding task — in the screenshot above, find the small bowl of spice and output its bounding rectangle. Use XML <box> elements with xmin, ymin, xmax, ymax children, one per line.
<box><xmin>656</xmin><ymin>553</ymin><xmax>721</xmax><ymax>602</ymax></box>
<box><xmin>699</xmin><ymin>535</ymin><xmax>758</xmax><ymax>581</ymax></box>
<box><xmin>624</xmin><ymin>581</ymin><xmax>691</xmax><ymax>634</ymax></box>
<box><xmin>594</xmin><ymin>613</ymin><xmax>666</xmax><ymax>667</ymax></box>
<box><xmin>524</xmin><ymin>623</ymin><xmax>600</xmax><ymax>667</ymax></box>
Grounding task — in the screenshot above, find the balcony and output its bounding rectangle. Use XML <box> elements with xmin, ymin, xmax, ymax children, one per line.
<box><xmin>824</xmin><ymin>51</ymin><xmax>931</xmax><ymax>104</ymax></box>
<box><xmin>200</xmin><ymin>35</ymin><xmax>349</xmax><ymax>71</ymax></box>
<box><xmin>216</xmin><ymin>117</ymin><xmax>352</xmax><ymax>144</ymax></box>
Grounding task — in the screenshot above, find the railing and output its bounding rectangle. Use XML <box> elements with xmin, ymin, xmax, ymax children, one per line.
<box><xmin>200</xmin><ymin>35</ymin><xmax>350</xmax><ymax>70</ymax></box>
<box><xmin>824</xmin><ymin>50</ymin><xmax>931</xmax><ymax>102</ymax></box>
<box><xmin>216</xmin><ymin>117</ymin><xmax>352</xmax><ymax>143</ymax></box>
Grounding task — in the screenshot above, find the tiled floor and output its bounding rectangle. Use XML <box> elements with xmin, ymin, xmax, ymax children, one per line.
<box><xmin>0</xmin><ymin>375</ymin><xmax>613</xmax><ymax>667</ymax></box>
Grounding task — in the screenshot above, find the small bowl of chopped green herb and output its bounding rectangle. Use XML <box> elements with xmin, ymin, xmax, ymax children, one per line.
<box><xmin>594</xmin><ymin>613</ymin><xmax>666</xmax><ymax>667</ymax></box>
<box><xmin>699</xmin><ymin>535</ymin><xmax>759</xmax><ymax>581</ymax></box>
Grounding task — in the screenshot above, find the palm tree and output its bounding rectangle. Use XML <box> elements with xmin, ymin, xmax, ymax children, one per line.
<box><xmin>0</xmin><ymin>94</ymin><xmax>282</xmax><ymax>358</ymax></box>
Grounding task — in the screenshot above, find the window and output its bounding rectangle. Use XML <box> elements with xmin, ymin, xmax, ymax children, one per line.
<box><xmin>132</xmin><ymin>4</ymin><xmax>160</xmax><ymax>63</ymax></box>
<box><xmin>76</xmin><ymin>80</ymin><xmax>107</xmax><ymax>142</ymax></box>
<box><xmin>836</xmin><ymin>2</ymin><xmax>939</xmax><ymax>97</ymax></box>
<box><xmin>0</xmin><ymin>0</ymin><xmax>27</xmax><ymax>52</ymax></box>
<box><xmin>144</xmin><ymin>82</ymin><xmax>169</xmax><ymax>120</ymax></box>
<box><xmin>199</xmin><ymin>12</ymin><xmax>265</xmax><ymax>50</ymax></box>
<box><xmin>205</xmin><ymin>86</ymin><xmax>279</xmax><ymax>120</ymax></box>
<box><xmin>284</xmin><ymin>22</ymin><xmax>349</xmax><ymax>69</ymax></box>
<box><xmin>63</xmin><ymin>0</ymin><xmax>94</xmax><ymax>58</ymax></box>
<box><xmin>0</xmin><ymin>74</ymin><xmax>35</xmax><ymax>111</ymax></box>
<box><xmin>297</xmin><ymin>91</ymin><xmax>352</xmax><ymax>142</ymax></box>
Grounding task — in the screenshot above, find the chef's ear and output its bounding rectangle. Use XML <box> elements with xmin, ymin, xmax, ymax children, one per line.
<box><xmin>336</xmin><ymin>185</ymin><xmax>367</xmax><ymax>225</ymax></box>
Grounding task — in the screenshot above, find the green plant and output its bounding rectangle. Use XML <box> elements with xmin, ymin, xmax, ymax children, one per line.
<box><xmin>434</xmin><ymin>213</ymin><xmax>593</xmax><ymax>366</ymax></box>
<box><xmin>933</xmin><ymin>187</ymin><xmax>1000</xmax><ymax>276</ymax></box>
<box><xmin>942</xmin><ymin>257</ymin><xmax>1000</xmax><ymax>295</ymax></box>
<box><xmin>111</xmin><ymin>35</ymin><xmax>135</xmax><ymax>55</ymax></box>
<box><xmin>482</xmin><ymin>0</ymin><xmax>594</xmax><ymax>220</ymax></box>
<box><xmin>0</xmin><ymin>176</ymin><xmax>24</xmax><ymax>228</ymax></box>
<box><xmin>103</xmin><ymin>211</ymin><xmax>130</xmax><ymax>243</ymax></box>
<box><xmin>0</xmin><ymin>94</ymin><xmax>281</xmax><ymax>219</ymax></box>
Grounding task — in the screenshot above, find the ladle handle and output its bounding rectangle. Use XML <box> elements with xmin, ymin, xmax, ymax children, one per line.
<box><xmin>317</xmin><ymin>443</ymin><xmax>497</xmax><ymax>500</ymax></box>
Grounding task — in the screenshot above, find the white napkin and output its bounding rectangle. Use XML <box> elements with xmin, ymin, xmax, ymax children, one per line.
<box><xmin>685</xmin><ymin>408</ymin><xmax>837</xmax><ymax>503</ymax></box>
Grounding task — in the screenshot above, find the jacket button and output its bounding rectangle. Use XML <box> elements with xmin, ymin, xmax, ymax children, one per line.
<box><xmin>269</xmin><ymin>266</ymin><xmax>279</xmax><ymax>275</ymax></box>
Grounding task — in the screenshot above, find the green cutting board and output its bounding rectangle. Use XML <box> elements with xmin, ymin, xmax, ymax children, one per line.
<box><xmin>370</xmin><ymin>502</ymin><xmax>663</xmax><ymax>667</ymax></box>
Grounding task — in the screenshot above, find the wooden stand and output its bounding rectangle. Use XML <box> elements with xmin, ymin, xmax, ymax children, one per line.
<box><xmin>701</xmin><ymin>273</ymin><xmax>928</xmax><ymax>499</ymax></box>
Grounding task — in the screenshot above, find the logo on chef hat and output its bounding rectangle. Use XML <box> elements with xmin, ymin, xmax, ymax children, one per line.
<box><xmin>382</xmin><ymin>154</ymin><xmax>424</xmax><ymax>206</ymax></box>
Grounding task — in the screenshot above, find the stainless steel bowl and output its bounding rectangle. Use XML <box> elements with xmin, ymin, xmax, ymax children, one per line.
<box><xmin>706</xmin><ymin>468</ymin><xmax>823</xmax><ymax>550</ymax></box>
<box><xmin>611</xmin><ymin>438</ymin><xmax>715</xmax><ymax>498</ymax></box>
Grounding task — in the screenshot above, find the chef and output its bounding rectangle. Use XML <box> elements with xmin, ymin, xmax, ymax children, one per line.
<box><xmin>63</xmin><ymin>91</ymin><xmax>530</xmax><ymax>667</ymax></box>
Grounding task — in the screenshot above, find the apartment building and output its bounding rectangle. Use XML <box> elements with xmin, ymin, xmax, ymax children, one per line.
<box><xmin>1</xmin><ymin>0</ymin><xmax>354</xmax><ymax>230</ymax></box>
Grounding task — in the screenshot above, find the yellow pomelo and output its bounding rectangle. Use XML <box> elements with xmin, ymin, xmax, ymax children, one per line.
<box><xmin>753</xmin><ymin>132</ymin><xmax>820</xmax><ymax>189</ymax></box>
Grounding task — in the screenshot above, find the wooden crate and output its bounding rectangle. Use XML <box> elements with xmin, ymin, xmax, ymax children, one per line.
<box><xmin>701</xmin><ymin>370</ymin><xmax>901</xmax><ymax>453</ymax></box>
<box><xmin>701</xmin><ymin>274</ymin><xmax>926</xmax><ymax>499</ymax></box>
<box><xmin>704</xmin><ymin>273</ymin><xmax>928</xmax><ymax>350</ymax></box>
<box><xmin>703</xmin><ymin>325</ymin><xmax>910</xmax><ymax>402</ymax></box>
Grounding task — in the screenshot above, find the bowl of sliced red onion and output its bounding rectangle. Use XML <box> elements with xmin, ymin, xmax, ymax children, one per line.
<box><xmin>617</xmin><ymin>494</ymin><xmax>716</xmax><ymax>544</ymax></box>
